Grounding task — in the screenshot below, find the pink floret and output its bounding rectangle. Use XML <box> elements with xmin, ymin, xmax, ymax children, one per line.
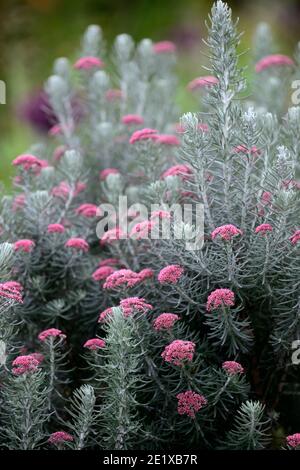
<box><xmin>211</xmin><ymin>224</ymin><xmax>242</xmax><ymax>241</ymax></box>
<box><xmin>65</xmin><ymin>238</ymin><xmax>89</xmax><ymax>252</ymax></box>
<box><xmin>222</xmin><ymin>361</ymin><xmax>244</xmax><ymax>375</ymax></box>
<box><xmin>153</xmin><ymin>313</ymin><xmax>180</xmax><ymax>331</ymax></box>
<box><xmin>14</xmin><ymin>239</ymin><xmax>35</xmax><ymax>253</ymax></box>
<box><xmin>38</xmin><ymin>328</ymin><xmax>66</xmax><ymax>342</ymax></box>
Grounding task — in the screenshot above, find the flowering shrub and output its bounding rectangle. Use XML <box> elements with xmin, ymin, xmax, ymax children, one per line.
<box><xmin>0</xmin><ymin>1</ymin><xmax>299</xmax><ymax>451</ymax></box>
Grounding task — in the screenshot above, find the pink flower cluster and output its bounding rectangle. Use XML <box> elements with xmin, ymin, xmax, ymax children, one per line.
<box><xmin>187</xmin><ymin>75</ymin><xmax>218</xmax><ymax>91</ymax></box>
<box><xmin>121</xmin><ymin>114</ymin><xmax>144</xmax><ymax>125</ymax></box>
<box><xmin>290</xmin><ymin>230</ymin><xmax>300</xmax><ymax>245</ymax></box>
<box><xmin>177</xmin><ymin>391</ymin><xmax>207</xmax><ymax>418</ymax></box>
<box><xmin>0</xmin><ymin>281</ymin><xmax>23</xmax><ymax>303</ymax></box>
<box><xmin>120</xmin><ymin>297</ymin><xmax>153</xmax><ymax>317</ymax></box>
<box><xmin>47</xmin><ymin>223</ymin><xmax>65</xmax><ymax>233</ymax></box>
<box><xmin>12</xmin><ymin>154</ymin><xmax>45</xmax><ymax>171</ymax></box>
<box><xmin>161</xmin><ymin>164</ymin><xmax>192</xmax><ymax>180</ymax></box>
<box><xmin>255</xmin><ymin>223</ymin><xmax>273</xmax><ymax>235</ymax></box>
<box><xmin>75</xmin><ymin>203</ymin><xmax>100</xmax><ymax>218</ymax></box>
<box><xmin>38</xmin><ymin>328</ymin><xmax>66</xmax><ymax>342</ymax></box>
<box><xmin>129</xmin><ymin>128</ymin><xmax>158</xmax><ymax>144</ymax></box>
<box><xmin>206</xmin><ymin>288</ymin><xmax>235</xmax><ymax>312</ymax></box>
<box><xmin>51</xmin><ymin>181</ymin><xmax>86</xmax><ymax>199</ymax></box>
<box><xmin>153</xmin><ymin>313</ymin><xmax>180</xmax><ymax>331</ymax></box>
<box><xmin>158</xmin><ymin>265</ymin><xmax>184</xmax><ymax>285</ymax></box>
<box><xmin>14</xmin><ymin>239</ymin><xmax>35</xmax><ymax>253</ymax></box>
<box><xmin>100</xmin><ymin>227</ymin><xmax>125</xmax><ymax>245</ymax></box>
<box><xmin>286</xmin><ymin>433</ymin><xmax>300</xmax><ymax>449</ymax></box>
<box><xmin>103</xmin><ymin>269</ymin><xmax>141</xmax><ymax>290</ymax></box>
<box><xmin>48</xmin><ymin>431</ymin><xmax>74</xmax><ymax>445</ymax></box>
<box><xmin>211</xmin><ymin>224</ymin><xmax>242</xmax><ymax>241</ymax></box>
<box><xmin>65</xmin><ymin>238</ymin><xmax>89</xmax><ymax>252</ymax></box>
<box><xmin>99</xmin><ymin>168</ymin><xmax>120</xmax><ymax>180</ymax></box>
<box><xmin>138</xmin><ymin>268</ymin><xmax>154</xmax><ymax>281</ymax></box>
<box><xmin>74</xmin><ymin>56</ymin><xmax>104</xmax><ymax>70</ymax></box>
<box><xmin>222</xmin><ymin>361</ymin><xmax>244</xmax><ymax>375</ymax></box>
<box><xmin>12</xmin><ymin>355</ymin><xmax>39</xmax><ymax>375</ymax></box>
<box><xmin>130</xmin><ymin>220</ymin><xmax>156</xmax><ymax>239</ymax></box>
<box><xmin>92</xmin><ymin>266</ymin><xmax>116</xmax><ymax>281</ymax></box>
<box><xmin>98</xmin><ymin>307</ymin><xmax>114</xmax><ymax>323</ymax></box>
<box><xmin>83</xmin><ymin>338</ymin><xmax>106</xmax><ymax>350</ymax></box>
<box><xmin>153</xmin><ymin>41</ymin><xmax>176</xmax><ymax>54</ymax></box>
<box><xmin>12</xmin><ymin>194</ymin><xmax>26</xmax><ymax>211</ymax></box>
<box><xmin>255</xmin><ymin>54</ymin><xmax>294</xmax><ymax>73</ymax></box>
<box><xmin>161</xmin><ymin>340</ymin><xmax>195</xmax><ymax>366</ymax></box>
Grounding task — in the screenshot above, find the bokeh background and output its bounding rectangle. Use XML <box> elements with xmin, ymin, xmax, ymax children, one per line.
<box><xmin>1</xmin><ymin>0</ymin><xmax>300</xmax><ymax>187</ymax></box>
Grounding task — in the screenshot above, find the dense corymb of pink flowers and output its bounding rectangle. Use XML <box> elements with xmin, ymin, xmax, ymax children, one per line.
<box><xmin>12</xmin><ymin>154</ymin><xmax>43</xmax><ymax>171</ymax></box>
<box><xmin>162</xmin><ymin>340</ymin><xmax>195</xmax><ymax>366</ymax></box>
<box><xmin>48</xmin><ymin>431</ymin><xmax>74</xmax><ymax>444</ymax></box>
<box><xmin>38</xmin><ymin>328</ymin><xmax>66</xmax><ymax>342</ymax></box>
<box><xmin>129</xmin><ymin>128</ymin><xmax>158</xmax><ymax>144</ymax></box>
<box><xmin>187</xmin><ymin>75</ymin><xmax>218</xmax><ymax>91</ymax></box>
<box><xmin>100</xmin><ymin>227</ymin><xmax>125</xmax><ymax>245</ymax></box>
<box><xmin>158</xmin><ymin>265</ymin><xmax>184</xmax><ymax>285</ymax></box>
<box><xmin>161</xmin><ymin>164</ymin><xmax>193</xmax><ymax>180</ymax></box>
<box><xmin>14</xmin><ymin>239</ymin><xmax>35</xmax><ymax>253</ymax></box>
<box><xmin>103</xmin><ymin>269</ymin><xmax>141</xmax><ymax>289</ymax></box>
<box><xmin>211</xmin><ymin>224</ymin><xmax>242</xmax><ymax>241</ymax></box>
<box><xmin>130</xmin><ymin>220</ymin><xmax>156</xmax><ymax>239</ymax></box>
<box><xmin>153</xmin><ymin>40</ymin><xmax>176</xmax><ymax>54</ymax></box>
<box><xmin>255</xmin><ymin>54</ymin><xmax>294</xmax><ymax>72</ymax></box>
<box><xmin>153</xmin><ymin>313</ymin><xmax>180</xmax><ymax>331</ymax></box>
<box><xmin>51</xmin><ymin>181</ymin><xmax>86</xmax><ymax>199</ymax></box>
<box><xmin>233</xmin><ymin>145</ymin><xmax>261</xmax><ymax>156</ymax></box>
<box><xmin>177</xmin><ymin>391</ymin><xmax>207</xmax><ymax>418</ymax></box>
<box><xmin>98</xmin><ymin>307</ymin><xmax>114</xmax><ymax>323</ymax></box>
<box><xmin>92</xmin><ymin>266</ymin><xmax>116</xmax><ymax>281</ymax></box>
<box><xmin>255</xmin><ymin>223</ymin><xmax>273</xmax><ymax>234</ymax></box>
<box><xmin>290</xmin><ymin>230</ymin><xmax>300</xmax><ymax>245</ymax></box>
<box><xmin>156</xmin><ymin>134</ymin><xmax>180</xmax><ymax>146</ymax></box>
<box><xmin>75</xmin><ymin>203</ymin><xmax>100</xmax><ymax>218</ymax></box>
<box><xmin>83</xmin><ymin>338</ymin><xmax>106</xmax><ymax>350</ymax></box>
<box><xmin>120</xmin><ymin>297</ymin><xmax>153</xmax><ymax>317</ymax></box>
<box><xmin>150</xmin><ymin>210</ymin><xmax>171</xmax><ymax>220</ymax></box>
<box><xmin>12</xmin><ymin>355</ymin><xmax>39</xmax><ymax>375</ymax></box>
<box><xmin>0</xmin><ymin>281</ymin><xmax>23</xmax><ymax>303</ymax></box>
<box><xmin>47</xmin><ymin>223</ymin><xmax>65</xmax><ymax>233</ymax></box>
<box><xmin>74</xmin><ymin>56</ymin><xmax>104</xmax><ymax>69</ymax></box>
<box><xmin>286</xmin><ymin>433</ymin><xmax>300</xmax><ymax>448</ymax></box>
<box><xmin>65</xmin><ymin>238</ymin><xmax>89</xmax><ymax>252</ymax></box>
<box><xmin>12</xmin><ymin>194</ymin><xmax>26</xmax><ymax>211</ymax></box>
<box><xmin>222</xmin><ymin>361</ymin><xmax>244</xmax><ymax>375</ymax></box>
<box><xmin>121</xmin><ymin>114</ymin><xmax>144</xmax><ymax>125</ymax></box>
<box><xmin>138</xmin><ymin>268</ymin><xmax>154</xmax><ymax>281</ymax></box>
<box><xmin>206</xmin><ymin>288</ymin><xmax>235</xmax><ymax>312</ymax></box>
<box><xmin>99</xmin><ymin>168</ymin><xmax>120</xmax><ymax>180</ymax></box>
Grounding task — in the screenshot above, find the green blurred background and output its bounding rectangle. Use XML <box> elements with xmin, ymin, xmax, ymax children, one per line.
<box><xmin>0</xmin><ymin>0</ymin><xmax>300</xmax><ymax>187</ymax></box>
